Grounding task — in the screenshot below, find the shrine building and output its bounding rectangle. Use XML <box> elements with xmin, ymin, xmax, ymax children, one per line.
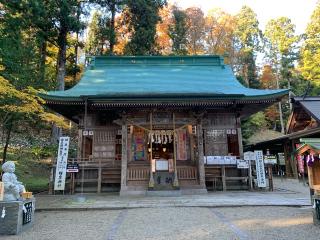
<box><xmin>41</xmin><ymin>55</ymin><xmax>288</xmax><ymax>195</ymax></box>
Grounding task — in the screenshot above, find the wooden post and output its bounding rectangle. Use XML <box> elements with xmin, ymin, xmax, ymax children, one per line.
<box><xmin>236</xmin><ymin>120</ymin><xmax>244</xmax><ymax>157</ymax></box>
<box><xmin>291</xmin><ymin>140</ymin><xmax>299</xmax><ymax>179</ymax></box>
<box><xmin>222</xmin><ymin>165</ymin><xmax>226</xmax><ymax>191</ymax></box>
<box><xmin>120</xmin><ymin>116</ymin><xmax>128</xmax><ymax>192</ymax></box>
<box><xmin>268</xmin><ymin>165</ymin><xmax>273</xmax><ymax>191</ymax></box>
<box><xmin>173</xmin><ymin>113</ymin><xmax>179</xmax><ymax>188</ymax></box>
<box><xmin>197</xmin><ymin>120</ymin><xmax>206</xmax><ymax>188</ymax></box>
<box><xmin>97</xmin><ymin>159</ymin><xmax>102</xmax><ymax>193</ymax></box>
<box><xmin>148</xmin><ymin>112</ymin><xmax>155</xmax><ymax>189</ymax></box>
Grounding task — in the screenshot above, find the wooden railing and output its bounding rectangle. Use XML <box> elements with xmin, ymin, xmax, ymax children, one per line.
<box><xmin>127</xmin><ymin>166</ymin><xmax>150</xmax><ymax>181</ymax></box>
<box><xmin>177</xmin><ymin>166</ymin><xmax>197</xmax><ymax>180</ymax></box>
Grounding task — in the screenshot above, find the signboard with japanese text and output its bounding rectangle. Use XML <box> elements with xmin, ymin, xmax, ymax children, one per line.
<box><xmin>205</xmin><ymin>156</ymin><xmax>237</xmax><ymax>165</ymax></box>
<box><xmin>54</xmin><ymin>137</ymin><xmax>70</xmax><ymax>191</ymax></box>
<box><xmin>237</xmin><ymin>159</ymin><xmax>249</xmax><ymax>169</ymax></box>
<box><xmin>244</xmin><ymin>151</ymin><xmax>255</xmax><ymax>161</ymax></box>
<box><xmin>156</xmin><ymin>159</ymin><xmax>169</xmax><ymax>171</ymax></box>
<box><xmin>278</xmin><ymin>153</ymin><xmax>285</xmax><ymax>165</ymax></box>
<box><xmin>264</xmin><ymin>155</ymin><xmax>277</xmax><ymax>164</ymax></box>
<box><xmin>255</xmin><ymin>150</ymin><xmax>266</xmax><ymax>188</ymax></box>
<box><xmin>66</xmin><ymin>163</ymin><xmax>79</xmax><ymax>173</ymax></box>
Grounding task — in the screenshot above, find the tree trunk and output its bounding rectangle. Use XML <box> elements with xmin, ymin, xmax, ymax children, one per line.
<box><xmin>74</xmin><ymin>31</ymin><xmax>79</xmax><ymax>82</ymax></box>
<box><xmin>276</xmin><ymin>73</ymin><xmax>285</xmax><ymax>134</ymax></box>
<box><xmin>109</xmin><ymin>2</ymin><xmax>116</xmax><ymax>55</ymax></box>
<box><xmin>2</xmin><ymin>122</ymin><xmax>13</xmax><ymax>164</ymax></box>
<box><xmin>56</xmin><ymin>29</ymin><xmax>67</xmax><ymax>91</ymax></box>
<box><xmin>52</xmin><ymin>28</ymin><xmax>67</xmax><ymax>143</ymax></box>
<box><xmin>39</xmin><ymin>40</ymin><xmax>47</xmax><ymax>84</ymax></box>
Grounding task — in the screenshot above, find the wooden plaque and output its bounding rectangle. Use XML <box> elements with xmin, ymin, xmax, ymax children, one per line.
<box><xmin>0</xmin><ymin>182</ymin><xmax>4</xmax><ymax>201</ymax></box>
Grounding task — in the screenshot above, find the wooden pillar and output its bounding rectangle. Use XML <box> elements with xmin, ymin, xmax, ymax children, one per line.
<box><xmin>97</xmin><ymin>159</ymin><xmax>102</xmax><ymax>193</ymax></box>
<box><xmin>197</xmin><ymin>120</ymin><xmax>206</xmax><ymax>188</ymax></box>
<box><xmin>237</xmin><ymin>118</ymin><xmax>252</xmax><ymax>190</ymax></box>
<box><xmin>120</xmin><ymin>117</ymin><xmax>128</xmax><ymax>192</ymax></box>
<box><xmin>77</xmin><ymin>129</ymin><xmax>83</xmax><ymax>159</ymax></box>
<box><xmin>222</xmin><ymin>165</ymin><xmax>226</xmax><ymax>191</ymax></box>
<box><xmin>236</xmin><ymin>119</ymin><xmax>244</xmax><ymax>157</ymax></box>
<box><xmin>291</xmin><ymin>140</ymin><xmax>298</xmax><ymax>179</ymax></box>
<box><xmin>284</xmin><ymin>142</ymin><xmax>292</xmax><ymax>177</ymax></box>
<box><xmin>148</xmin><ymin>112</ymin><xmax>155</xmax><ymax>189</ymax></box>
<box><xmin>173</xmin><ymin>113</ymin><xmax>179</xmax><ymax>188</ymax></box>
<box><xmin>268</xmin><ymin>165</ymin><xmax>273</xmax><ymax>191</ymax></box>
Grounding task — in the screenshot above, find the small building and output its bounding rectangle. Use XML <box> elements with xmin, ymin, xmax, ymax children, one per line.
<box><xmin>247</xmin><ymin>96</ymin><xmax>320</xmax><ymax>178</ymax></box>
<box><xmin>41</xmin><ymin>56</ymin><xmax>288</xmax><ymax>195</ymax></box>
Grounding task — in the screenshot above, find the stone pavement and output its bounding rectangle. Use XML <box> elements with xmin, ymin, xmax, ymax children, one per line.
<box><xmin>35</xmin><ymin>177</ymin><xmax>312</xmax><ymax>211</ymax></box>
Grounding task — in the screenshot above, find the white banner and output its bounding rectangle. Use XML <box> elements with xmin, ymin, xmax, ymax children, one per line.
<box><xmin>255</xmin><ymin>150</ymin><xmax>266</xmax><ymax>188</ymax></box>
<box><xmin>54</xmin><ymin>137</ymin><xmax>70</xmax><ymax>191</ymax></box>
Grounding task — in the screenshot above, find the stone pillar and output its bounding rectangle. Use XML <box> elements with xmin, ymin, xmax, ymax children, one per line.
<box><xmin>120</xmin><ymin>119</ymin><xmax>128</xmax><ymax>194</ymax></box>
<box><xmin>197</xmin><ymin>121</ymin><xmax>206</xmax><ymax>189</ymax></box>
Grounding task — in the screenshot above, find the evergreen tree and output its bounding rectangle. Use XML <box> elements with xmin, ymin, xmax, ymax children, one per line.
<box><xmin>90</xmin><ymin>0</ymin><xmax>124</xmax><ymax>55</ymax></box>
<box><xmin>300</xmin><ymin>2</ymin><xmax>320</xmax><ymax>95</ymax></box>
<box><xmin>168</xmin><ymin>6</ymin><xmax>188</xmax><ymax>55</ymax></box>
<box><xmin>264</xmin><ymin>17</ymin><xmax>299</xmax><ymax>133</ymax></box>
<box><xmin>124</xmin><ymin>0</ymin><xmax>167</xmax><ymax>55</ymax></box>
<box><xmin>234</xmin><ymin>6</ymin><xmax>261</xmax><ymax>88</ymax></box>
<box><xmin>86</xmin><ymin>11</ymin><xmax>111</xmax><ymax>55</ymax></box>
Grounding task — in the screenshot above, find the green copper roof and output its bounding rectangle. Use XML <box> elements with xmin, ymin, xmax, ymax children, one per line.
<box><xmin>42</xmin><ymin>56</ymin><xmax>288</xmax><ymax>101</ymax></box>
<box><xmin>297</xmin><ymin>138</ymin><xmax>320</xmax><ymax>152</ymax></box>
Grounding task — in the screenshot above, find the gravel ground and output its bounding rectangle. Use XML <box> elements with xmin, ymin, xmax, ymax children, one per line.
<box><xmin>2</xmin><ymin>206</ymin><xmax>319</xmax><ymax>240</ymax></box>
<box><xmin>221</xmin><ymin>206</ymin><xmax>319</xmax><ymax>240</ymax></box>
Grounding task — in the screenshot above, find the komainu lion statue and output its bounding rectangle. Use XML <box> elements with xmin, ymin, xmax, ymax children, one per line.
<box><xmin>1</xmin><ymin>161</ymin><xmax>26</xmax><ymax>201</ymax></box>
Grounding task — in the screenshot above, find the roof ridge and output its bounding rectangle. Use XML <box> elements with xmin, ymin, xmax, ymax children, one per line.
<box><xmin>86</xmin><ymin>55</ymin><xmax>225</xmax><ymax>67</ymax></box>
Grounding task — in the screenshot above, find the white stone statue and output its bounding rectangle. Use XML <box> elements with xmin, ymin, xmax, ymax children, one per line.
<box><xmin>1</xmin><ymin>161</ymin><xmax>26</xmax><ymax>201</ymax></box>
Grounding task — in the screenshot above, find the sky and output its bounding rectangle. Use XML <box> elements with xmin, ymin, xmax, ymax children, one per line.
<box><xmin>173</xmin><ymin>0</ymin><xmax>318</xmax><ymax>34</ymax></box>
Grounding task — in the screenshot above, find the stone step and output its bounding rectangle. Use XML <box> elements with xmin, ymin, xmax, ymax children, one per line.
<box><xmin>146</xmin><ymin>190</ymin><xmax>181</xmax><ymax>197</ymax></box>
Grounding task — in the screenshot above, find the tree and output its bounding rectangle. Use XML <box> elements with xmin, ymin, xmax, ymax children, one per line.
<box><xmin>204</xmin><ymin>8</ymin><xmax>236</xmax><ymax>64</ymax></box>
<box><xmin>124</xmin><ymin>0</ymin><xmax>167</xmax><ymax>55</ymax></box>
<box><xmin>300</xmin><ymin>2</ymin><xmax>320</xmax><ymax>95</ymax></box>
<box><xmin>264</xmin><ymin>17</ymin><xmax>299</xmax><ymax>133</ymax></box>
<box><xmin>185</xmin><ymin>7</ymin><xmax>205</xmax><ymax>55</ymax></box>
<box><xmin>260</xmin><ymin>65</ymin><xmax>279</xmax><ymax>130</ymax></box>
<box><xmin>234</xmin><ymin>6</ymin><xmax>261</xmax><ymax>88</ymax></box>
<box><xmin>168</xmin><ymin>6</ymin><xmax>188</xmax><ymax>55</ymax></box>
<box><xmin>114</xmin><ymin>7</ymin><xmax>132</xmax><ymax>54</ymax></box>
<box><xmin>264</xmin><ymin>17</ymin><xmax>299</xmax><ymax>89</ymax></box>
<box><xmin>155</xmin><ymin>3</ymin><xmax>172</xmax><ymax>55</ymax></box>
<box><xmin>51</xmin><ymin>0</ymin><xmax>85</xmax><ymax>91</ymax></box>
<box><xmin>0</xmin><ymin>75</ymin><xmax>68</xmax><ymax>163</ymax></box>
<box><xmin>91</xmin><ymin>0</ymin><xmax>124</xmax><ymax>55</ymax></box>
<box><xmin>0</xmin><ymin>0</ymin><xmax>85</xmax><ymax>143</ymax></box>
<box><xmin>85</xmin><ymin>11</ymin><xmax>112</xmax><ymax>55</ymax></box>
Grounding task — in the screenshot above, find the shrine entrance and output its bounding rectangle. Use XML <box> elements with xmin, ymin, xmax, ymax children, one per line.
<box><xmin>149</xmin><ymin>130</ymin><xmax>175</xmax><ymax>189</ymax></box>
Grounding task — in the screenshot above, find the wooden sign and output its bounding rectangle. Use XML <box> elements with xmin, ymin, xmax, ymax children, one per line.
<box><xmin>0</xmin><ymin>182</ymin><xmax>4</xmax><ymax>201</ymax></box>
